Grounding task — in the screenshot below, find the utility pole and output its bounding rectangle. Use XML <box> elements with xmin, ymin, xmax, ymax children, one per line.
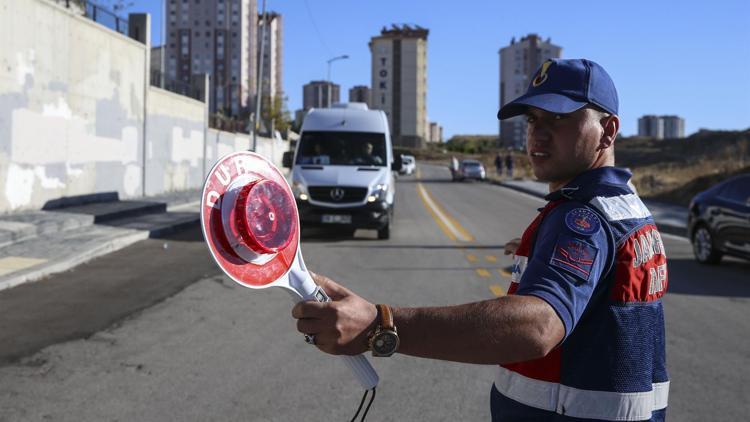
<box><xmin>252</xmin><ymin>0</ymin><xmax>267</xmax><ymax>152</ymax></box>
<box><xmin>161</xmin><ymin>0</ymin><xmax>166</xmax><ymax>88</ymax></box>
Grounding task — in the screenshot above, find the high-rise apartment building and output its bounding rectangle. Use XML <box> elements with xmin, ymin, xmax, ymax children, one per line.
<box><xmin>429</xmin><ymin>122</ymin><xmax>443</xmax><ymax>143</ymax></box>
<box><xmin>258</xmin><ymin>12</ymin><xmax>283</xmax><ymax>101</ymax></box>
<box><xmin>303</xmin><ymin>81</ymin><xmax>340</xmax><ymax>110</ymax></box>
<box><xmin>498</xmin><ymin>34</ymin><xmax>562</xmax><ymax>149</ymax></box>
<box><xmin>638</xmin><ymin>115</ymin><xmax>664</xmax><ymax>139</ymax></box>
<box><xmin>165</xmin><ymin>0</ymin><xmax>258</xmax><ymax>115</ymax></box>
<box><xmin>661</xmin><ymin>115</ymin><xmax>685</xmax><ymax>139</ymax></box>
<box><xmin>349</xmin><ymin>85</ymin><xmax>370</xmax><ymax>105</ymax></box>
<box><xmin>638</xmin><ymin>115</ymin><xmax>685</xmax><ymax>139</ymax></box>
<box><xmin>370</xmin><ymin>25</ymin><xmax>429</xmax><ymax>148</ymax></box>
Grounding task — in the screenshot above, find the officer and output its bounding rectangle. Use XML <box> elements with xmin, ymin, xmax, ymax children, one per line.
<box><xmin>292</xmin><ymin>59</ymin><xmax>669</xmax><ymax>421</ymax></box>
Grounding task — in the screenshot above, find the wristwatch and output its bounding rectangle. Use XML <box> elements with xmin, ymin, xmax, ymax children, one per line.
<box><xmin>368</xmin><ymin>304</ymin><xmax>400</xmax><ymax>357</ymax></box>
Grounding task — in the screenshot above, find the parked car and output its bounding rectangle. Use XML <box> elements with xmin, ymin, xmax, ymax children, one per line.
<box><xmin>455</xmin><ymin>159</ymin><xmax>486</xmax><ymax>181</ymax></box>
<box><xmin>687</xmin><ymin>173</ymin><xmax>750</xmax><ymax>264</ymax></box>
<box><xmin>400</xmin><ymin>155</ymin><xmax>416</xmax><ymax>175</ymax></box>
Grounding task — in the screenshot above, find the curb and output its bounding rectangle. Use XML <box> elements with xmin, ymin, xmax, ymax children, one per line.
<box><xmin>0</xmin><ymin>230</ymin><xmax>149</xmax><ymax>292</ymax></box>
<box><xmin>488</xmin><ymin>178</ymin><xmax>548</xmax><ymax>200</ymax></box>
<box><xmin>0</xmin><ymin>211</ymin><xmax>201</xmax><ymax>292</ymax></box>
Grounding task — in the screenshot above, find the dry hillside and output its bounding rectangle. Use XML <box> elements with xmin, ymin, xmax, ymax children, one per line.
<box><xmin>616</xmin><ymin>129</ymin><xmax>750</xmax><ymax>205</ymax></box>
<box><xmin>419</xmin><ymin>129</ymin><xmax>750</xmax><ymax>206</ymax></box>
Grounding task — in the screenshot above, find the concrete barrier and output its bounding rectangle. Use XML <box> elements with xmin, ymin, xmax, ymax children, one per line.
<box><xmin>0</xmin><ymin>0</ymin><xmax>288</xmax><ymax>213</ymax></box>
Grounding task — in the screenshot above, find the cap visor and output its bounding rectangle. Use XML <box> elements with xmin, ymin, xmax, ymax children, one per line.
<box><xmin>497</xmin><ymin>93</ymin><xmax>588</xmax><ymax>120</ymax></box>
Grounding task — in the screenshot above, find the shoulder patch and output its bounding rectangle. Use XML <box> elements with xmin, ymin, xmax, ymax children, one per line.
<box><xmin>564</xmin><ymin>208</ymin><xmax>601</xmax><ymax>236</ymax></box>
<box><xmin>550</xmin><ymin>234</ymin><xmax>599</xmax><ymax>281</ymax></box>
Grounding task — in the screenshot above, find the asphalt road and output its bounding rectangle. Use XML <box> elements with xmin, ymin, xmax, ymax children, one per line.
<box><xmin>0</xmin><ymin>164</ymin><xmax>748</xmax><ymax>421</ymax></box>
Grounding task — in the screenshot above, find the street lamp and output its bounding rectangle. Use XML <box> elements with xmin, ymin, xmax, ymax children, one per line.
<box><xmin>253</xmin><ymin>0</ymin><xmax>268</xmax><ymax>152</ymax></box>
<box><xmin>326</xmin><ymin>54</ymin><xmax>349</xmax><ymax>82</ymax></box>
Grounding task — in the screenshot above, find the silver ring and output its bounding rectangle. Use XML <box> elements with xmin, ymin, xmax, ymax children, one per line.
<box><xmin>304</xmin><ymin>334</ymin><xmax>316</xmax><ymax>345</ymax></box>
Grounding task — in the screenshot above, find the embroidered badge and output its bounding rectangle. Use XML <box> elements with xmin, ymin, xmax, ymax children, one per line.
<box><xmin>550</xmin><ymin>235</ymin><xmax>599</xmax><ymax>281</ymax></box>
<box><xmin>564</xmin><ymin>208</ymin><xmax>601</xmax><ymax>236</ymax></box>
<box><xmin>532</xmin><ymin>60</ymin><xmax>553</xmax><ymax>87</ymax></box>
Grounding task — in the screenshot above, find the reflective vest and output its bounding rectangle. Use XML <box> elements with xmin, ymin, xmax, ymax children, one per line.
<box><xmin>493</xmin><ymin>167</ymin><xmax>669</xmax><ymax>422</ymax></box>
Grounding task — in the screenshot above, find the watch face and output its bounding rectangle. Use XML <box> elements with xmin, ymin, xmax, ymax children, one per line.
<box><xmin>373</xmin><ymin>331</ymin><xmax>399</xmax><ymax>356</ymax></box>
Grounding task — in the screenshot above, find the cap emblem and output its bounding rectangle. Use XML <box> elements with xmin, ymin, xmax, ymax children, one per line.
<box><xmin>532</xmin><ymin>60</ymin><xmax>553</xmax><ymax>87</ymax></box>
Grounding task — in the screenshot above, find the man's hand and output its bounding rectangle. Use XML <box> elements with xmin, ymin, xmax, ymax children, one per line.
<box><xmin>291</xmin><ymin>272</ymin><xmax>377</xmax><ymax>355</ymax></box>
<box><xmin>504</xmin><ymin>237</ymin><xmax>522</xmax><ymax>255</ymax></box>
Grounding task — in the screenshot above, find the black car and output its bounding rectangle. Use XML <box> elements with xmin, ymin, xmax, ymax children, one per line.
<box><xmin>687</xmin><ymin>173</ymin><xmax>750</xmax><ymax>264</ymax></box>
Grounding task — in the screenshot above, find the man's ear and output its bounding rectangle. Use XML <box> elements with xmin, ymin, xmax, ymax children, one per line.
<box><xmin>600</xmin><ymin>114</ymin><xmax>619</xmax><ymax>149</ymax></box>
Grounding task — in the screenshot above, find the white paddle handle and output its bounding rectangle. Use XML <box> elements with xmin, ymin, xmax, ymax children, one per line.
<box><xmin>307</xmin><ymin>285</ymin><xmax>380</xmax><ymax>390</ymax></box>
<box><xmin>287</xmin><ymin>255</ymin><xmax>380</xmax><ymax>390</ymax></box>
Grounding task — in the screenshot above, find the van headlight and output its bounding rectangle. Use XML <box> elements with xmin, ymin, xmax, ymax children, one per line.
<box><xmin>368</xmin><ymin>183</ymin><xmax>388</xmax><ymax>203</ymax></box>
<box><xmin>293</xmin><ymin>181</ymin><xmax>309</xmax><ymax>201</ymax></box>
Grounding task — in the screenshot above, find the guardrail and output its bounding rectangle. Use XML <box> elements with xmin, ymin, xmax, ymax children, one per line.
<box><xmin>51</xmin><ymin>0</ymin><xmax>129</xmax><ymax>36</ymax></box>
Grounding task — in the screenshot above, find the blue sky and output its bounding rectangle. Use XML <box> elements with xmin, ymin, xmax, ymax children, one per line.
<box><xmin>128</xmin><ymin>0</ymin><xmax>749</xmax><ymax>138</ymax></box>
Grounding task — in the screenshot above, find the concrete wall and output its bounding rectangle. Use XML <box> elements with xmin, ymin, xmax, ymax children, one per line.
<box><xmin>206</xmin><ymin>129</ymin><xmax>286</xmax><ymax>173</ymax></box>
<box><xmin>0</xmin><ymin>0</ymin><xmax>287</xmax><ymax>213</ymax></box>
<box><xmin>1</xmin><ymin>0</ymin><xmax>147</xmax><ymax>211</ymax></box>
<box><xmin>145</xmin><ymin>86</ymin><xmax>206</xmax><ymax>196</ymax></box>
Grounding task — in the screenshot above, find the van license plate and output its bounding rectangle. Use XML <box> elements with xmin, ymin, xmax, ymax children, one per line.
<box><xmin>322</xmin><ymin>214</ymin><xmax>351</xmax><ymax>224</ymax></box>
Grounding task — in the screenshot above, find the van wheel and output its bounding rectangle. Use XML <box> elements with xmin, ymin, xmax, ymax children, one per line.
<box><xmin>377</xmin><ymin>224</ymin><xmax>390</xmax><ymax>240</ymax></box>
<box><xmin>378</xmin><ymin>214</ymin><xmax>391</xmax><ymax>239</ymax></box>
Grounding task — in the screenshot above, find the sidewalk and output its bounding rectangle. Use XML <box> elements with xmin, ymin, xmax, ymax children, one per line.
<box><xmin>0</xmin><ymin>190</ymin><xmax>202</xmax><ymax>292</ymax></box>
<box><xmin>490</xmin><ymin>178</ymin><xmax>689</xmax><ymax>237</ymax></box>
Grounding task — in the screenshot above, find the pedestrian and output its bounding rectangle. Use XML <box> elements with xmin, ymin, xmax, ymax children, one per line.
<box><xmin>494</xmin><ymin>152</ymin><xmax>503</xmax><ymax>177</ymax></box>
<box><xmin>292</xmin><ymin>59</ymin><xmax>669</xmax><ymax>421</ymax></box>
<box><xmin>504</xmin><ymin>151</ymin><xmax>514</xmax><ymax>178</ymax></box>
<box><xmin>450</xmin><ymin>156</ymin><xmax>459</xmax><ymax>181</ymax></box>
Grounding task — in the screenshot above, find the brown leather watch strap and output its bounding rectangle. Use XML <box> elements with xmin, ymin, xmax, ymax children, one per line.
<box><xmin>376</xmin><ymin>304</ymin><xmax>394</xmax><ymax>330</ymax></box>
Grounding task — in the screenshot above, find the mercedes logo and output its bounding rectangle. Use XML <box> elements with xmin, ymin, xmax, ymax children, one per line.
<box><xmin>330</xmin><ymin>188</ymin><xmax>345</xmax><ymax>201</ymax></box>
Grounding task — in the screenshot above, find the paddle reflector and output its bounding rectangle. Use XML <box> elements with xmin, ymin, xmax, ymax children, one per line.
<box><xmin>200</xmin><ymin>151</ymin><xmax>379</xmax><ymax>391</ymax></box>
<box><xmin>235</xmin><ymin>179</ymin><xmax>296</xmax><ymax>254</ymax></box>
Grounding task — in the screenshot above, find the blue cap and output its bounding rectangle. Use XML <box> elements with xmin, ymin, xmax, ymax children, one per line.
<box><xmin>497</xmin><ymin>59</ymin><xmax>619</xmax><ymax>120</ymax></box>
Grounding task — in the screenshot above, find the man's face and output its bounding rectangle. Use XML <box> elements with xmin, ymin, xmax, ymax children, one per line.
<box><xmin>365</xmin><ymin>143</ymin><xmax>373</xmax><ymax>154</ymax></box>
<box><xmin>525</xmin><ymin>106</ymin><xmax>607</xmax><ymax>188</ymax></box>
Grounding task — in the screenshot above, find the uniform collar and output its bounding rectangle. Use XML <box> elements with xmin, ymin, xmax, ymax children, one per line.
<box><xmin>544</xmin><ymin>167</ymin><xmax>632</xmax><ymax>202</ymax></box>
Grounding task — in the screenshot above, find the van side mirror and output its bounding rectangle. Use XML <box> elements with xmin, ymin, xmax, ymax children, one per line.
<box><xmin>282</xmin><ymin>151</ymin><xmax>294</xmax><ymax>168</ymax></box>
<box><xmin>391</xmin><ymin>154</ymin><xmax>403</xmax><ymax>172</ymax></box>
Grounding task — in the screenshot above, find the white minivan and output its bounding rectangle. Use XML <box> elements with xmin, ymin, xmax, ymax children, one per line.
<box><xmin>283</xmin><ymin>103</ymin><xmax>401</xmax><ymax>239</ymax></box>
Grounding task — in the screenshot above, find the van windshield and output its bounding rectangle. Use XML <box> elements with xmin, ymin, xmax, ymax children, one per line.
<box><xmin>296</xmin><ymin>131</ymin><xmax>387</xmax><ymax>167</ymax></box>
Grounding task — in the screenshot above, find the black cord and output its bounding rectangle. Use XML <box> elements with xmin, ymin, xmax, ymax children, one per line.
<box><xmin>360</xmin><ymin>387</ymin><xmax>376</xmax><ymax>422</ymax></box>
<box><xmin>349</xmin><ymin>387</ymin><xmax>377</xmax><ymax>422</ymax></box>
<box><xmin>349</xmin><ymin>389</ymin><xmax>368</xmax><ymax>422</ymax></box>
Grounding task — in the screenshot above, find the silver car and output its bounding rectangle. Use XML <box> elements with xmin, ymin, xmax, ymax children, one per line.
<box><xmin>457</xmin><ymin>159</ymin><xmax>486</xmax><ymax>181</ymax></box>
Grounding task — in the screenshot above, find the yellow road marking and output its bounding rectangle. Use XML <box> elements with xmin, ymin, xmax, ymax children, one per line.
<box><xmin>443</xmin><ymin>209</ymin><xmax>475</xmax><ymax>242</ymax></box>
<box><xmin>489</xmin><ymin>284</ymin><xmax>505</xmax><ymax>296</ymax></box>
<box><xmin>416</xmin><ymin>183</ymin><xmax>474</xmax><ymax>242</ymax></box>
<box><xmin>475</xmin><ymin>268</ymin><xmax>491</xmax><ymax>278</ymax></box>
<box><xmin>498</xmin><ymin>268</ymin><xmax>512</xmax><ymax>277</ymax></box>
<box><xmin>466</xmin><ymin>254</ymin><xmax>478</xmax><ymax>262</ymax></box>
<box><xmin>0</xmin><ymin>257</ymin><xmax>47</xmax><ymax>276</ymax></box>
<box><xmin>417</xmin><ymin>184</ymin><xmax>457</xmax><ymax>241</ymax></box>
<box><xmin>485</xmin><ymin>255</ymin><xmax>497</xmax><ymax>263</ymax></box>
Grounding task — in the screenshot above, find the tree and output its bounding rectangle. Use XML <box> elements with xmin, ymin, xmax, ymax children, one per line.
<box><xmin>261</xmin><ymin>95</ymin><xmax>292</xmax><ymax>134</ymax></box>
